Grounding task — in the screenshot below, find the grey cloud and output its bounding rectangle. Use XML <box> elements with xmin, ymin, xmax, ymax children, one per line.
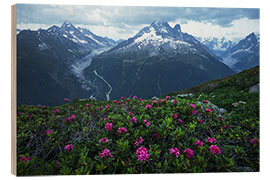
<box><xmin>17</xmin><ymin>4</ymin><xmax>259</xmax><ymax>28</ymax></box>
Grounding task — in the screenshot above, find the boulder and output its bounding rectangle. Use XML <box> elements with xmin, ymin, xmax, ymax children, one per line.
<box><xmin>249</xmin><ymin>83</ymin><xmax>259</xmax><ymax>93</ymax></box>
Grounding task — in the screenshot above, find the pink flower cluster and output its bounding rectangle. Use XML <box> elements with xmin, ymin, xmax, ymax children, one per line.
<box><xmin>203</xmin><ymin>100</ymin><xmax>209</xmax><ymax>104</ymax></box>
<box><xmin>145</xmin><ymin>104</ymin><xmax>152</xmax><ymax>110</ymax></box>
<box><xmin>153</xmin><ymin>100</ymin><xmax>158</xmax><ymax>104</ymax></box>
<box><xmin>52</xmin><ymin>109</ymin><xmax>60</xmax><ymax>113</ymax></box>
<box><xmin>178</xmin><ymin>119</ymin><xmax>183</xmax><ymax>123</ymax></box>
<box><xmin>134</xmin><ymin>137</ymin><xmax>143</xmax><ymax>146</ymax></box>
<box><xmin>99</xmin><ymin>137</ymin><xmax>109</xmax><ymax>143</ymax></box>
<box><xmin>195</xmin><ymin>139</ymin><xmax>204</xmax><ymax>149</ymax></box>
<box><xmin>19</xmin><ymin>155</ymin><xmax>31</xmax><ymax>162</ymax></box>
<box><xmin>206</xmin><ymin>108</ymin><xmax>212</xmax><ymax>113</ymax></box>
<box><xmin>129</xmin><ymin>112</ymin><xmax>134</xmax><ymax>116</ymax></box>
<box><xmin>100</xmin><ymin>149</ymin><xmax>113</xmax><ymax>158</ymax></box>
<box><xmin>192</xmin><ymin>110</ymin><xmax>197</xmax><ymax>114</ymax></box>
<box><xmin>209</xmin><ymin>145</ymin><xmax>221</xmax><ymax>155</ymax></box>
<box><xmin>105</xmin><ymin>105</ymin><xmax>110</xmax><ymax>109</ymax></box>
<box><xmin>144</xmin><ymin>120</ymin><xmax>150</xmax><ymax>127</ymax></box>
<box><xmin>172</xmin><ymin>99</ymin><xmax>178</xmax><ymax>103</ymax></box>
<box><xmin>130</xmin><ymin>117</ymin><xmax>137</xmax><ymax>123</ymax></box>
<box><xmin>45</xmin><ymin>130</ymin><xmax>53</xmax><ymax>135</ymax></box>
<box><xmin>207</xmin><ymin>137</ymin><xmax>216</xmax><ymax>144</ymax></box>
<box><xmin>136</xmin><ymin>146</ymin><xmax>150</xmax><ymax>161</ymax></box>
<box><xmin>64</xmin><ymin>98</ymin><xmax>69</xmax><ymax>102</ymax></box>
<box><xmin>64</xmin><ymin>144</ymin><xmax>74</xmax><ymax>152</ymax></box>
<box><xmin>65</xmin><ymin>114</ymin><xmax>76</xmax><ymax>122</ymax></box>
<box><xmin>190</xmin><ymin>104</ymin><xmax>196</xmax><ymax>108</ymax></box>
<box><xmin>250</xmin><ymin>138</ymin><xmax>258</xmax><ymax>144</ymax></box>
<box><xmin>172</xmin><ymin>113</ymin><xmax>178</xmax><ymax>119</ymax></box>
<box><xmin>166</xmin><ymin>96</ymin><xmax>171</xmax><ymax>99</ymax></box>
<box><xmin>37</xmin><ymin>104</ymin><xmax>42</xmax><ymax>108</ymax></box>
<box><xmin>133</xmin><ymin>95</ymin><xmax>137</xmax><ymax>99</ymax></box>
<box><xmin>105</xmin><ymin>123</ymin><xmax>113</xmax><ymax>131</ymax></box>
<box><xmin>118</xmin><ymin>127</ymin><xmax>127</xmax><ymax>134</ymax></box>
<box><xmin>184</xmin><ymin>148</ymin><xmax>194</xmax><ymax>159</ymax></box>
<box><xmin>169</xmin><ymin>147</ymin><xmax>180</xmax><ymax>158</ymax></box>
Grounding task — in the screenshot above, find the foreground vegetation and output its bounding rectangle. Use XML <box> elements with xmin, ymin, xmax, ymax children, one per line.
<box><xmin>17</xmin><ymin>66</ymin><xmax>259</xmax><ymax>175</ymax></box>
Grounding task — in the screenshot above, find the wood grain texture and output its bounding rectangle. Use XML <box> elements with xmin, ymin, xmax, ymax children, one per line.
<box><xmin>11</xmin><ymin>4</ymin><xmax>17</xmax><ymax>176</ymax></box>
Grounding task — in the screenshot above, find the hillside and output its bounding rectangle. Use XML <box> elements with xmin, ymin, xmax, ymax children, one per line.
<box><xmin>16</xmin><ymin>66</ymin><xmax>259</xmax><ymax>175</ymax></box>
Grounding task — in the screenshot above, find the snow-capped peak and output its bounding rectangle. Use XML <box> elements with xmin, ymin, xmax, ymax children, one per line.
<box><xmin>112</xmin><ymin>21</ymin><xmax>201</xmax><ymax>56</ymax></box>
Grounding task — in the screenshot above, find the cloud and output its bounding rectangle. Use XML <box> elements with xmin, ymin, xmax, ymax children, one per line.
<box><xmin>16</xmin><ymin>4</ymin><xmax>259</xmax><ymax>40</ymax></box>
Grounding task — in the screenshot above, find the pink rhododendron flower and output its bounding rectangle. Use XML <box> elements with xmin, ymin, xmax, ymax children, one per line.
<box><xmin>162</xmin><ymin>99</ymin><xmax>167</xmax><ymax>102</ymax></box>
<box><xmin>192</xmin><ymin>110</ymin><xmax>197</xmax><ymax>114</ymax></box>
<box><xmin>45</xmin><ymin>130</ymin><xmax>53</xmax><ymax>135</ymax></box>
<box><xmin>139</xmin><ymin>98</ymin><xmax>143</xmax><ymax>101</ymax></box>
<box><xmin>195</xmin><ymin>140</ymin><xmax>204</xmax><ymax>149</ymax></box>
<box><xmin>172</xmin><ymin>99</ymin><xmax>178</xmax><ymax>103</ymax></box>
<box><xmin>99</xmin><ymin>137</ymin><xmax>109</xmax><ymax>143</ymax></box>
<box><xmin>113</xmin><ymin>100</ymin><xmax>117</xmax><ymax>103</ymax></box>
<box><xmin>19</xmin><ymin>155</ymin><xmax>31</xmax><ymax>162</ymax></box>
<box><xmin>130</xmin><ymin>117</ymin><xmax>137</xmax><ymax>123</ymax></box>
<box><xmin>65</xmin><ymin>117</ymin><xmax>71</xmax><ymax>122</ymax></box>
<box><xmin>144</xmin><ymin>120</ymin><xmax>150</xmax><ymax>127</ymax></box>
<box><xmin>198</xmin><ymin>120</ymin><xmax>203</xmax><ymax>123</ymax></box>
<box><xmin>178</xmin><ymin>119</ymin><xmax>183</xmax><ymax>123</ymax></box>
<box><xmin>117</xmin><ymin>101</ymin><xmax>122</xmax><ymax>104</ymax></box>
<box><xmin>145</xmin><ymin>104</ymin><xmax>152</xmax><ymax>110</ymax></box>
<box><xmin>105</xmin><ymin>123</ymin><xmax>113</xmax><ymax>131</ymax></box>
<box><xmin>118</xmin><ymin>127</ymin><xmax>127</xmax><ymax>134</ymax></box>
<box><xmin>100</xmin><ymin>148</ymin><xmax>113</xmax><ymax>158</ymax></box>
<box><xmin>99</xmin><ymin>106</ymin><xmax>103</xmax><ymax>110</ymax></box>
<box><xmin>154</xmin><ymin>132</ymin><xmax>161</xmax><ymax>139</ymax></box>
<box><xmin>169</xmin><ymin>147</ymin><xmax>180</xmax><ymax>157</ymax></box>
<box><xmin>134</xmin><ymin>137</ymin><xmax>144</xmax><ymax>146</ymax></box>
<box><xmin>86</xmin><ymin>104</ymin><xmax>90</xmax><ymax>107</ymax></box>
<box><xmin>206</xmin><ymin>108</ymin><xmax>212</xmax><ymax>113</ymax></box>
<box><xmin>172</xmin><ymin>113</ymin><xmax>178</xmax><ymax>119</ymax></box>
<box><xmin>64</xmin><ymin>144</ymin><xmax>74</xmax><ymax>152</ymax></box>
<box><xmin>184</xmin><ymin>148</ymin><xmax>194</xmax><ymax>159</ymax></box>
<box><xmin>133</xmin><ymin>95</ymin><xmax>137</xmax><ymax>99</ymax></box>
<box><xmin>121</xmin><ymin>96</ymin><xmax>124</xmax><ymax>100</ymax></box>
<box><xmin>37</xmin><ymin>104</ymin><xmax>42</xmax><ymax>108</ymax></box>
<box><xmin>70</xmin><ymin>114</ymin><xmax>76</xmax><ymax>119</ymax></box>
<box><xmin>105</xmin><ymin>105</ymin><xmax>110</xmax><ymax>109</ymax></box>
<box><xmin>209</xmin><ymin>145</ymin><xmax>221</xmax><ymax>155</ymax></box>
<box><xmin>250</xmin><ymin>138</ymin><xmax>258</xmax><ymax>144</ymax></box>
<box><xmin>190</xmin><ymin>104</ymin><xmax>196</xmax><ymax>108</ymax></box>
<box><xmin>52</xmin><ymin>109</ymin><xmax>60</xmax><ymax>113</ymax></box>
<box><xmin>207</xmin><ymin>137</ymin><xmax>216</xmax><ymax>144</ymax></box>
<box><xmin>136</xmin><ymin>146</ymin><xmax>150</xmax><ymax>161</ymax></box>
<box><xmin>64</xmin><ymin>98</ymin><xmax>69</xmax><ymax>102</ymax></box>
<box><xmin>129</xmin><ymin>112</ymin><xmax>134</xmax><ymax>116</ymax></box>
<box><xmin>166</xmin><ymin>96</ymin><xmax>171</xmax><ymax>99</ymax></box>
<box><xmin>203</xmin><ymin>100</ymin><xmax>209</xmax><ymax>104</ymax></box>
<box><xmin>153</xmin><ymin>100</ymin><xmax>158</xmax><ymax>104</ymax></box>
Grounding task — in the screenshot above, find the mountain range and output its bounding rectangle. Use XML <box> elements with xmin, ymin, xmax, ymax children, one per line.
<box><xmin>82</xmin><ymin>21</ymin><xmax>234</xmax><ymax>100</ymax></box>
<box><xmin>17</xmin><ymin>21</ymin><xmax>259</xmax><ymax>105</ymax></box>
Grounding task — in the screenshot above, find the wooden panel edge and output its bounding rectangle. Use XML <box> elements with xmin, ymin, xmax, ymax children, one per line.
<box><xmin>11</xmin><ymin>4</ymin><xmax>17</xmax><ymax>176</ymax></box>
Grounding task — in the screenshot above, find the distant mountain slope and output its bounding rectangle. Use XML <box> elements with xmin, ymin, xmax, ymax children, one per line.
<box><xmin>197</xmin><ymin>37</ymin><xmax>236</xmax><ymax>57</ymax></box>
<box><xmin>17</xmin><ymin>22</ymin><xmax>118</xmax><ymax>106</ymax></box>
<box><xmin>83</xmin><ymin>21</ymin><xmax>234</xmax><ymax>100</ymax></box>
<box><xmin>221</xmin><ymin>33</ymin><xmax>259</xmax><ymax>72</ymax></box>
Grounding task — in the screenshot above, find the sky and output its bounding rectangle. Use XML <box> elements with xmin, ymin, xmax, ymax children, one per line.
<box><xmin>16</xmin><ymin>4</ymin><xmax>260</xmax><ymax>42</ymax></box>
